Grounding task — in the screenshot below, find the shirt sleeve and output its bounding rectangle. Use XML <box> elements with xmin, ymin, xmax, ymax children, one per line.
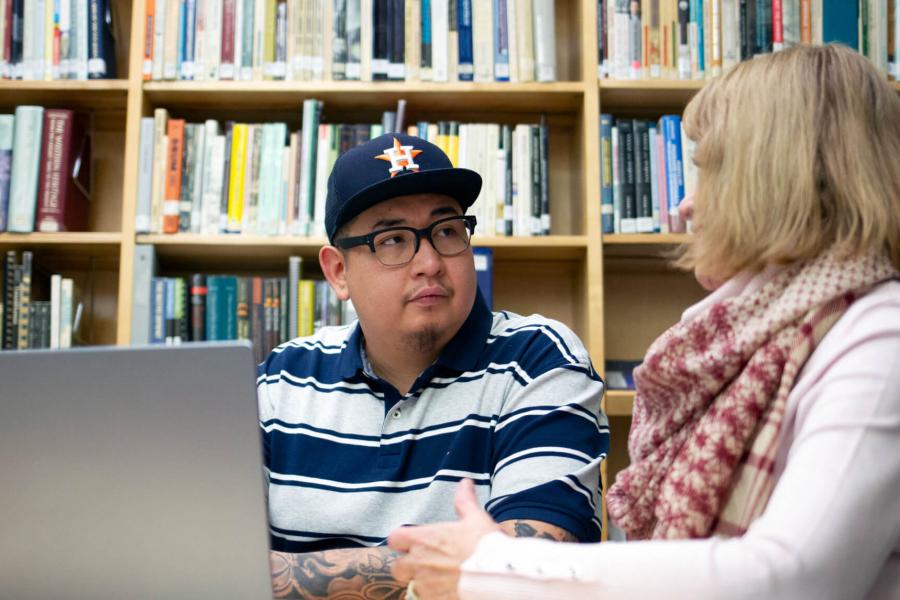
<box><xmin>486</xmin><ymin>324</ymin><xmax>609</xmax><ymax>543</ymax></box>
<box><xmin>460</xmin><ymin>294</ymin><xmax>900</xmax><ymax>599</ymax></box>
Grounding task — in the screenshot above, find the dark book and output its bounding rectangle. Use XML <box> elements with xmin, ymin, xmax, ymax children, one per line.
<box><xmin>473</xmin><ymin>247</ymin><xmax>493</xmax><ymax>309</ymax></box>
<box><xmin>615</xmin><ymin>119</ymin><xmax>637</xmax><ymax>232</ymax></box>
<box><xmin>250</xmin><ymin>276</ymin><xmax>265</xmax><ymax>364</ymax></box>
<box><xmin>263</xmin><ymin>278</ymin><xmax>275</xmax><ymax>355</ymax></box>
<box><xmin>35</xmin><ymin>110</ymin><xmax>91</xmax><ymax>233</ymax></box>
<box><xmin>501</xmin><ymin>124</ymin><xmax>512</xmax><ymax>236</ymax></box>
<box><xmin>150</xmin><ymin>277</ymin><xmax>166</xmax><ymax>344</ymax></box>
<box><xmin>27</xmin><ymin>302</ymin><xmax>41</xmax><ymax>349</ymax></box>
<box><xmin>278</xmin><ymin>277</ymin><xmax>288</xmax><ymax>343</ymax></box>
<box><xmin>373</xmin><ymin>0</ymin><xmax>390</xmax><ymax>79</ymax></box>
<box><xmin>421</xmin><ymin>0</ymin><xmax>432</xmax><ymax>74</ymax></box>
<box><xmin>389</xmin><ymin>0</ymin><xmax>405</xmax><ymax>80</ymax></box>
<box><xmin>88</xmin><ymin>0</ymin><xmax>118</xmax><ymax>78</ymax></box>
<box><xmin>274</xmin><ymin>0</ymin><xmax>288</xmax><ymax>78</ymax></box>
<box><xmin>632</xmin><ymin>119</ymin><xmax>653</xmax><ymax>232</ymax></box>
<box><xmin>741</xmin><ymin>0</ymin><xmax>756</xmax><ymax>60</ymax></box>
<box><xmin>9</xmin><ymin>0</ymin><xmax>22</xmax><ymax>78</ymax></box>
<box><xmin>179</xmin><ymin>124</ymin><xmax>196</xmax><ymax>232</ymax></box>
<box><xmin>219</xmin><ymin>122</ymin><xmax>234</xmax><ymax>231</ymax></box>
<box><xmin>16</xmin><ymin>251</ymin><xmax>31</xmax><ymax>350</ymax></box>
<box><xmin>457</xmin><ymin>0</ymin><xmax>473</xmax><ymax>80</ymax></box>
<box><xmin>538</xmin><ymin>117</ymin><xmax>550</xmax><ymax>235</ymax></box>
<box><xmin>605</xmin><ymin>359</ymin><xmax>642</xmax><ymax>390</ymax></box>
<box><xmin>164</xmin><ymin>278</ymin><xmax>177</xmax><ymax>344</ymax></box>
<box><xmin>755</xmin><ymin>0</ymin><xmax>772</xmax><ymax>54</ymax></box>
<box><xmin>176</xmin><ymin>277</ymin><xmax>189</xmax><ymax>343</ymax></box>
<box><xmin>38</xmin><ymin>301</ymin><xmax>51</xmax><ymax>349</ymax></box>
<box><xmin>190</xmin><ymin>274</ymin><xmax>207</xmax><ymax>342</ymax></box>
<box><xmin>530</xmin><ymin>125</ymin><xmax>541</xmax><ymax>235</ymax></box>
<box><xmin>220</xmin><ymin>0</ymin><xmax>236</xmax><ymax>78</ymax></box>
<box><xmin>3</xmin><ymin>251</ymin><xmax>17</xmax><ymax>349</ymax></box>
<box><xmin>600</xmin><ymin>114</ymin><xmax>614</xmax><ymax>234</ymax></box>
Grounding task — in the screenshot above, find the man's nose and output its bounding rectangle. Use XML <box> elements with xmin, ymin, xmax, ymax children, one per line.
<box><xmin>410</xmin><ymin>236</ymin><xmax>445</xmax><ymax>276</ymax></box>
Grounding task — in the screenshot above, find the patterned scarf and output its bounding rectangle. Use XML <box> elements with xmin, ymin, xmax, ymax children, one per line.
<box><xmin>607</xmin><ymin>250</ymin><xmax>898</xmax><ymax>540</ymax></box>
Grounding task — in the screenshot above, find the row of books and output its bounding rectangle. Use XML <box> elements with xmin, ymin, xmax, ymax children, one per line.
<box><xmin>599</xmin><ymin>113</ymin><xmax>697</xmax><ymax>234</ymax></box>
<box><xmin>132</xmin><ymin>249</ymin><xmax>356</xmax><ymax>363</ymax></box>
<box><xmin>0</xmin><ymin>0</ymin><xmax>118</xmax><ymax>80</ymax></box>
<box><xmin>0</xmin><ymin>106</ymin><xmax>92</xmax><ymax>234</ymax></box>
<box><xmin>2</xmin><ymin>251</ymin><xmax>82</xmax><ymax>351</ymax></box>
<box><xmin>598</xmin><ymin>0</ymin><xmax>900</xmax><ymax>81</ymax></box>
<box><xmin>135</xmin><ymin>100</ymin><xmax>552</xmax><ymax>238</ymax></box>
<box><xmin>142</xmin><ymin>0</ymin><xmax>557</xmax><ymax>83</ymax></box>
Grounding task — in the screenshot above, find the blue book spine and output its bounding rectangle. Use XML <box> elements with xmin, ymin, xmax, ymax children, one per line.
<box><xmin>755</xmin><ymin>0</ymin><xmax>771</xmax><ymax>53</ymax></box>
<box><xmin>690</xmin><ymin>0</ymin><xmax>705</xmax><ymax>72</ymax></box>
<box><xmin>183</xmin><ymin>0</ymin><xmax>197</xmax><ymax>79</ymax></box>
<box><xmin>473</xmin><ymin>247</ymin><xmax>493</xmax><ymax>309</ymax></box>
<box><xmin>822</xmin><ymin>1</ymin><xmax>859</xmax><ymax>48</ymax></box>
<box><xmin>492</xmin><ymin>0</ymin><xmax>509</xmax><ymax>81</ymax></box>
<box><xmin>150</xmin><ymin>277</ymin><xmax>167</xmax><ymax>344</ymax></box>
<box><xmin>661</xmin><ymin>116</ymin><xmax>685</xmax><ymax>230</ymax></box>
<box><xmin>206</xmin><ymin>276</ymin><xmax>221</xmax><ymax>340</ymax></box>
<box><xmin>222</xmin><ymin>276</ymin><xmax>238</xmax><ymax>340</ymax></box>
<box><xmin>457</xmin><ymin>0</ymin><xmax>474</xmax><ymax>80</ymax></box>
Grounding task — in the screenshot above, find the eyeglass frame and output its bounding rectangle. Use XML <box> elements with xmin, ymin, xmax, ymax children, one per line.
<box><xmin>333</xmin><ymin>215</ymin><xmax>478</xmax><ymax>266</ymax></box>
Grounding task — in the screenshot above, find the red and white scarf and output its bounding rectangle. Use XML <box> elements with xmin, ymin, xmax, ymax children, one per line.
<box><xmin>607</xmin><ymin>250</ymin><xmax>898</xmax><ymax>540</ymax></box>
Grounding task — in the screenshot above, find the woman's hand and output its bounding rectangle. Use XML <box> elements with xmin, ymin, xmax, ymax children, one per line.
<box><xmin>388</xmin><ymin>479</ymin><xmax>502</xmax><ymax>600</ymax></box>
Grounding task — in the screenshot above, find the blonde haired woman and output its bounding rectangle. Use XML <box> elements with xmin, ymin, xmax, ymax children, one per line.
<box><xmin>387</xmin><ymin>44</ymin><xmax>900</xmax><ymax>599</ymax></box>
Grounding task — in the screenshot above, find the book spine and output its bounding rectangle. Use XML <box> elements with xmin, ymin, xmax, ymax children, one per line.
<box><xmin>372</xmin><ymin>0</ymin><xmax>388</xmax><ymax>78</ymax></box>
<box><xmin>656</xmin><ymin>120</ymin><xmax>669</xmax><ymax>233</ymax></box>
<box><xmin>755</xmin><ymin>0</ymin><xmax>771</xmax><ymax>54</ymax></box>
<box><xmin>35</xmin><ymin>109</ymin><xmax>75</xmax><ymax>232</ymax></box>
<box><xmin>600</xmin><ymin>114</ymin><xmax>614</xmax><ymax>234</ymax></box>
<box><xmin>295</xmin><ymin>98</ymin><xmax>319</xmax><ymax>235</ymax></box>
<box><xmin>772</xmin><ymin>0</ymin><xmax>783</xmax><ymax>49</ymax></box>
<box><xmin>0</xmin><ymin>115</ymin><xmax>13</xmax><ymax>232</ymax></box>
<box><xmin>143</xmin><ymin>0</ymin><xmax>155</xmax><ymax>78</ymax></box>
<box><xmin>616</xmin><ymin>119</ymin><xmax>636</xmax><ymax>233</ymax></box>
<box><xmin>648</xmin><ymin>124</ymin><xmax>659</xmax><ymax>232</ymax></box>
<box><xmin>205</xmin><ymin>275</ymin><xmax>219</xmax><ymax>340</ymax></box>
<box><xmin>288</xmin><ymin>255</ymin><xmax>301</xmax><ymax>338</ymax></box>
<box><xmin>240</xmin><ymin>0</ymin><xmax>254</xmax><ymax>78</ymax></box>
<box><xmin>332</xmin><ymin>0</ymin><xmax>348</xmax><ymax>78</ymax></box>
<box><xmin>493</xmin><ymin>0</ymin><xmax>509</xmax><ymax>80</ymax></box>
<box><xmin>251</xmin><ymin>276</ymin><xmax>264</xmax><ymax>363</ymax></box>
<box><xmin>272</xmin><ymin>0</ymin><xmax>286</xmax><ymax>79</ymax></box>
<box><xmin>174</xmin><ymin>277</ymin><xmax>187</xmax><ymax>343</ymax></box>
<box><xmin>419</xmin><ymin>0</ymin><xmax>431</xmax><ymax>79</ymax></box>
<box><xmin>190</xmin><ymin>121</ymin><xmax>206</xmax><ymax>232</ymax></box>
<box><xmin>220</xmin><ymin>0</ymin><xmax>235</xmax><ymax>78</ymax></box>
<box><xmin>345</xmin><ymin>0</ymin><xmax>361</xmax><ymax>79</ymax></box>
<box><xmin>633</xmin><ymin>119</ymin><xmax>653</xmax><ymax>232</ymax></box>
<box><xmin>150</xmin><ymin>277</ymin><xmax>166</xmax><ymax>344</ymax></box>
<box><xmin>470</xmin><ymin>0</ymin><xmax>491</xmax><ymax>80</ymax></box>
<box><xmin>3</xmin><ymin>251</ymin><xmax>17</xmax><ymax>348</ymax></box>
<box><xmin>150</xmin><ymin>108</ymin><xmax>168</xmax><ymax>232</ymax></box>
<box><xmin>9</xmin><ymin>0</ymin><xmax>21</xmax><ymax>79</ymax></box>
<box><xmin>163</xmin><ymin>118</ymin><xmax>185</xmax><ymax>233</ymax></box>
<box><xmin>87</xmin><ymin>0</ymin><xmax>112</xmax><ymax>77</ymax></box>
<box><xmin>226</xmin><ymin>122</ymin><xmax>247</xmax><ymax>232</ymax></box>
<box><xmin>130</xmin><ymin>244</ymin><xmax>156</xmax><ymax>345</ymax></box>
<box><xmin>59</xmin><ymin>277</ymin><xmax>72</xmax><ymax>347</ymax></box>
<box><xmin>7</xmin><ymin>105</ymin><xmax>43</xmax><ymax>232</ymax></box>
<box><xmin>202</xmin><ymin>131</ymin><xmax>224</xmax><ymax>234</ymax></box>
<box><xmin>182</xmin><ymin>0</ymin><xmax>197</xmax><ymax>78</ymax></box>
<box><xmin>404</xmin><ymin>0</ymin><xmax>419</xmax><ymax>80</ymax></box>
<box><xmin>430</xmin><ymin>0</ymin><xmax>448</xmax><ymax>80</ymax></box>
<box><xmin>894</xmin><ymin>0</ymin><xmax>899</xmax><ymax>80</ymax></box>
<box><xmin>662</xmin><ymin>115</ymin><xmax>685</xmax><ymax>233</ymax></box>
<box><xmin>189</xmin><ymin>273</ymin><xmax>206</xmax><ymax>341</ymax></box>
<box><xmin>538</xmin><ymin>118</ymin><xmax>549</xmax><ymax>234</ymax></box>
<box><xmin>16</xmin><ymin>250</ymin><xmax>31</xmax><ymax>349</ymax></box>
<box><xmin>709</xmin><ymin>0</ymin><xmax>721</xmax><ymax>75</ymax></box>
<box><xmin>611</xmin><ymin>124</ymin><xmax>620</xmax><ymax>231</ymax></box>
<box><xmin>223</xmin><ymin>276</ymin><xmax>237</xmax><ymax>340</ymax></box>
<box><xmin>236</xmin><ymin>276</ymin><xmax>250</xmax><ymax>340</ymax></box>
<box><xmin>532</xmin><ymin>0</ymin><xmax>555</xmax><ymax>81</ymax></box>
<box><xmin>218</xmin><ymin>122</ymin><xmax>233</xmax><ymax>232</ymax></box>
<box><xmin>179</xmin><ymin>123</ymin><xmax>195</xmax><ymax>230</ymax></box>
<box><xmin>388</xmin><ymin>0</ymin><xmax>404</xmax><ymax>80</ymax></box>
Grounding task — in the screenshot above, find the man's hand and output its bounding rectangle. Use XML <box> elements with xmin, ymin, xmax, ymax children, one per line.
<box><xmin>269</xmin><ymin>546</ymin><xmax>407</xmax><ymax>599</ymax></box>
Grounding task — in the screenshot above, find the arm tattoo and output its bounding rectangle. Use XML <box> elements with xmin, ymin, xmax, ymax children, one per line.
<box><xmin>270</xmin><ymin>547</ymin><xmax>407</xmax><ymax>599</ymax></box>
<box><xmin>510</xmin><ymin>520</ymin><xmax>579</xmax><ymax>543</ymax></box>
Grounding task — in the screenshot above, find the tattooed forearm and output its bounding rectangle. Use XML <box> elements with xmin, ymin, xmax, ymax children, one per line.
<box><xmin>501</xmin><ymin>519</ymin><xmax>579</xmax><ymax>542</ymax></box>
<box><xmin>269</xmin><ymin>547</ymin><xmax>407</xmax><ymax>599</ymax></box>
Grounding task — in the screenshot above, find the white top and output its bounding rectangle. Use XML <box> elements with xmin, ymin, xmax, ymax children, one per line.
<box><xmin>459</xmin><ymin>270</ymin><xmax>900</xmax><ymax>600</ymax></box>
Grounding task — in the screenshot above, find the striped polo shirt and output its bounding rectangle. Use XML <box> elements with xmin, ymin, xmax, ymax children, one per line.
<box><xmin>257</xmin><ymin>292</ymin><xmax>609</xmax><ymax>553</ymax></box>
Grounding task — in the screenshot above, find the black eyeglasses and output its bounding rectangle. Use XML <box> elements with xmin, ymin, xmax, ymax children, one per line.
<box><xmin>335</xmin><ymin>215</ymin><xmax>477</xmax><ymax>266</ymax></box>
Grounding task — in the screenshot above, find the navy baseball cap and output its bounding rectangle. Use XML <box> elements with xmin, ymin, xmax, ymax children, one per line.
<box><xmin>325</xmin><ymin>133</ymin><xmax>482</xmax><ymax>243</ymax></box>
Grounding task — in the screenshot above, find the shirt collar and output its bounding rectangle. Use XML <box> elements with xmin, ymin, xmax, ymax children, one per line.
<box><xmin>336</xmin><ymin>289</ymin><xmax>493</xmax><ymax>379</ymax></box>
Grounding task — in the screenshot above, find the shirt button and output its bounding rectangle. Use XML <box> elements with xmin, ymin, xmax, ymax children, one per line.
<box><xmin>391</xmin><ymin>409</ymin><xmax>402</xmax><ymax>419</ymax></box>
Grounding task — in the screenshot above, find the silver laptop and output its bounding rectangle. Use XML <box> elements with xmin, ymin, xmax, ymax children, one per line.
<box><xmin>0</xmin><ymin>343</ymin><xmax>273</xmax><ymax>599</ymax></box>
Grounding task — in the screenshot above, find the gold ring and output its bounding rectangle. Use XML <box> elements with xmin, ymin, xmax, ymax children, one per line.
<box><xmin>406</xmin><ymin>580</ymin><xmax>420</xmax><ymax>600</ymax></box>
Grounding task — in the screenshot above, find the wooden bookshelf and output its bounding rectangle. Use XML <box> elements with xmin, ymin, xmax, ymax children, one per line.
<box><xmin>605</xmin><ymin>390</ymin><xmax>635</xmax><ymax>417</ymax></box>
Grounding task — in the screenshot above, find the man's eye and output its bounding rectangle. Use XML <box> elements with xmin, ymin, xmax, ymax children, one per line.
<box><xmin>378</xmin><ymin>234</ymin><xmax>408</xmax><ymax>247</ymax></box>
<box><xmin>434</xmin><ymin>225</ymin><xmax>459</xmax><ymax>238</ymax></box>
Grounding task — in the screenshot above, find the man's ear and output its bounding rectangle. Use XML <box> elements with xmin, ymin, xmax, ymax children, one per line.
<box><xmin>319</xmin><ymin>245</ymin><xmax>351</xmax><ymax>301</ymax></box>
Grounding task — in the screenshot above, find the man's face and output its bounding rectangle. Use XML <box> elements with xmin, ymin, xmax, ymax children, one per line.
<box><xmin>337</xmin><ymin>193</ymin><xmax>477</xmax><ymax>354</ymax></box>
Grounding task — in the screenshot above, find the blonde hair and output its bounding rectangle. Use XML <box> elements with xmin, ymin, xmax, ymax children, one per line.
<box><xmin>677</xmin><ymin>44</ymin><xmax>900</xmax><ymax>279</ymax></box>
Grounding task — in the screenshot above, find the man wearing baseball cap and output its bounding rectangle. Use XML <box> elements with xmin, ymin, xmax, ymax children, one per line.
<box><xmin>259</xmin><ymin>133</ymin><xmax>608</xmax><ymax>598</ymax></box>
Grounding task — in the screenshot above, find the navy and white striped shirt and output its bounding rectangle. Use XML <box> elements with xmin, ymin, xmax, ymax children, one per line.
<box><xmin>257</xmin><ymin>292</ymin><xmax>609</xmax><ymax>553</ymax></box>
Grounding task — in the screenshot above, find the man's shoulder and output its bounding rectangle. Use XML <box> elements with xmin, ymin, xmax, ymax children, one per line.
<box><xmin>486</xmin><ymin>310</ymin><xmax>592</xmax><ymax>369</ymax></box>
<box><xmin>258</xmin><ymin>322</ymin><xmax>357</xmax><ymax>377</ymax></box>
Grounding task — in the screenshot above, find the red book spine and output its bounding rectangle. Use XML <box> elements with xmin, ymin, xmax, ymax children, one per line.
<box><xmin>772</xmin><ymin>0</ymin><xmax>784</xmax><ymax>49</ymax></box>
<box><xmin>3</xmin><ymin>0</ymin><xmax>12</xmax><ymax>75</ymax></box>
<box><xmin>163</xmin><ymin>119</ymin><xmax>185</xmax><ymax>234</ymax></box>
<box><xmin>143</xmin><ymin>0</ymin><xmax>155</xmax><ymax>80</ymax></box>
<box><xmin>36</xmin><ymin>110</ymin><xmax>90</xmax><ymax>232</ymax></box>
<box><xmin>220</xmin><ymin>0</ymin><xmax>236</xmax><ymax>79</ymax></box>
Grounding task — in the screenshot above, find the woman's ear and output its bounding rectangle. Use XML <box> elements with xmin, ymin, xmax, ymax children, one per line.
<box><xmin>319</xmin><ymin>245</ymin><xmax>351</xmax><ymax>301</ymax></box>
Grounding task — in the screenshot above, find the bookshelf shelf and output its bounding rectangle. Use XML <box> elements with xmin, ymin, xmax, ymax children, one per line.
<box><xmin>605</xmin><ymin>390</ymin><xmax>635</xmax><ymax>417</ymax></box>
<box><xmin>599</xmin><ymin>79</ymin><xmax>706</xmax><ymax>111</ymax></box>
<box><xmin>0</xmin><ymin>80</ymin><xmax>130</xmax><ymax>110</ymax></box>
<box><xmin>602</xmin><ymin>233</ymin><xmax>691</xmax><ymax>259</ymax></box>
<box><xmin>139</xmin><ymin>234</ymin><xmax>589</xmax><ymax>264</ymax></box>
<box><xmin>142</xmin><ymin>81</ymin><xmax>587</xmax><ymax>113</ymax></box>
<box><xmin>0</xmin><ymin>232</ymin><xmax>121</xmax><ymax>249</ymax></box>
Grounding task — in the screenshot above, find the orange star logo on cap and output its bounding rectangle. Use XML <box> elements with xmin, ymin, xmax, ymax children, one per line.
<box><xmin>375</xmin><ymin>137</ymin><xmax>424</xmax><ymax>177</ymax></box>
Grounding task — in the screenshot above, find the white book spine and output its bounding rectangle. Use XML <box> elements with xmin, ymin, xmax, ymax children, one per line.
<box><xmin>7</xmin><ymin>106</ymin><xmax>44</xmax><ymax>232</ymax></box>
<box><xmin>50</xmin><ymin>274</ymin><xmax>62</xmax><ymax>349</ymax></box>
<box><xmin>202</xmin><ymin>134</ymin><xmax>225</xmax><ymax>234</ymax></box>
<box><xmin>280</xmin><ymin>144</ymin><xmax>290</xmax><ymax>235</ymax></box>
<box><xmin>252</xmin><ymin>0</ymin><xmax>265</xmax><ymax>78</ymax></box>
<box><xmin>193</xmin><ymin>0</ymin><xmax>207</xmax><ymax>81</ymax></box>
<box><xmin>877</xmin><ymin>0</ymin><xmax>889</xmax><ymax>77</ymax></box>
<box><xmin>516</xmin><ymin>0</ymin><xmax>534</xmax><ymax>81</ymax></box>
<box><xmin>163</xmin><ymin>0</ymin><xmax>180</xmax><ymax>79</ymax></box>
<box><xmin>190</xmin><ymin>123</ymin><xmax>207</xmax><ymax>233</ymax></box>
<box><xmin>359</xmin><ymin>0</ymin><xmax>373</xmax><ymax>80</ymax></box>
<box><xmin>613</xmin><ymin>2</ymin><xmax>630</xmax><ymax>79</ymax></box>
<box><xmin>894</xmin><ymin>0</ymin><xmax>900</xmax><ymax>80</ymax></box>
<box><xmin>506</xmin><ymin>0</ymin><xmax>519</xmax><ymax>82</ymax></box>
<box><xmin>233</xmin><ymin>0</ymin><xmax>244</xmax><ymax>79</ymax></box>
<box><xmin>60</xmin><ymin>278</ymin><xmax>73</xmax><ymax>348</ymax></box>
<box><xmin>431</xmin><ymin>0</ymin><xmax>449</xmax><ymax>81</ymax></box>
<box><xmin>721</xmin><ymin>0</ymin><xmax>739</xmax><ymax>70</ymax></box>
<box><xmin>151</xmin><ymin>109</ymin><xmax>169</xmax><ymax>234</ymax></box>
<box><xmin>486</xmin><ymin>124</ymin><xmax>500</xmax><ymax>235</ymax></box>
<box><xmin>74</xmin><ymin>0</ymin><xmax>89</xmax><ymax>79</ymax></box>
<box><xmin>206</xmin><ymin>0</ymin><xmax>223</xmax><ymax>80</ymax></box>
<box><xmin>135</xmin><ymin>117</ymin><xmax>156</xmax><ymax>233</ymax></box>
<box><xmin>313</xmin><ymin>126</ymin><xmax>330</xmax><ymax>236</ymax></box>
<box><xmin>471</xmin><ymin>0</ymin><xmax>493</xmax><ymax>81</ymax></box>
<box><xmin>153</xmin><ymin>0</ymin><xmax>167</xmax><ymax>79</ymax></box>
<box><xmin>60</xmin><ymin>0</ymin><xmax>72</xmax><ymax>78</ymax></box>
<box><xmin>648</xmin><ymin>126</ymin><xmax>660</xmax><ymax>232</ymax></box>
<box><xmin>531</xmin><ymin>0</ymin><xmax>555</xmax><ymax>82</ymax></box>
